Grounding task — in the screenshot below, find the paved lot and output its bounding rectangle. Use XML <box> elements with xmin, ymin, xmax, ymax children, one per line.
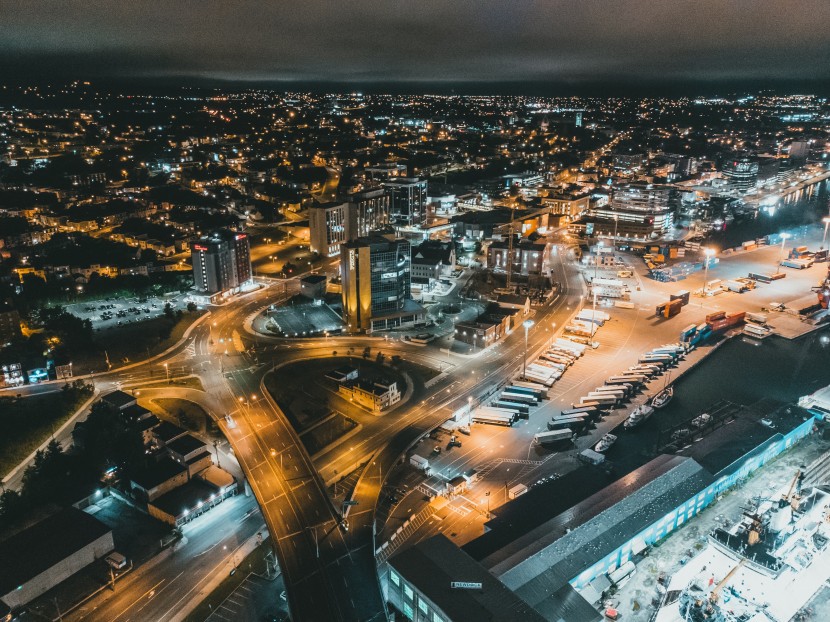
<box><xmin>204</xmin><ymin>573</ymin><xmax>287</xmax><ymax>622</ymax></box>
<box><xmin>67</xmin><ymin>294</ymin><xmax>189</xmax><ymax>331</ymax></box>
<box><xmin>264</xmin><ymin>300</ymin><xmax>344</xmax><ymax>337</ymax></box>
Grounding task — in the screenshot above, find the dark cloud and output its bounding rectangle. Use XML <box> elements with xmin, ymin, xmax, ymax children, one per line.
<box><xmin>1</xmin><ymin>0</ymin><xmax>829</xmax><ymax>87</ymax></box>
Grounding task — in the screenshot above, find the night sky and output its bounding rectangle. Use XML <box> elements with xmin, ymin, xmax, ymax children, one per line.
<box><xmin>2</xmin><ymin>0</ymin><xmax>830</xmax><ymax>90</ymax></box>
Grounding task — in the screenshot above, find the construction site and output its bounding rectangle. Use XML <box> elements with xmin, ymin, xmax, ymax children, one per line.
<box><xmin>611</xmin><ymin>427</ymin><xmax>830</xmax><ymax>622</ymax></box>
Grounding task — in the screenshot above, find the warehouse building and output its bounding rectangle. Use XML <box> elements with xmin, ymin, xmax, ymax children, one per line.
<box><xmin>392</xmin><ymin>404</ymin><xmax>818</xmax><ymax>620</ymax></box>
<box><xmin>0</xmin><ymin>508</ymin><xmax>113</xmax><ymax>610</ymax></box>
<box><xmin>387</xmin><ymin>534</ymin><xmax>550</xmax><ymax>622</ymax></box>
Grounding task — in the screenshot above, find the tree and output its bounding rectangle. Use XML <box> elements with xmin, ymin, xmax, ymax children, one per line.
<box><xmin>186</xmin><ymin>301</ymin><xmax>197</xmax><ymax>313</ymax></box>
<box><xmin>0</xmin><ymin>489</ymin><xmax>25</xmax><ymax>527</ymax></box>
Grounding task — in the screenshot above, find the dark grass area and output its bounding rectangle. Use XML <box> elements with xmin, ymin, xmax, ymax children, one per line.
<box><xmin>302</xmin><ymin>413</ymin><xmax>358</xmax><ymax>455</ymax></box>
<box><xmin>398</xmin><ymin>359</ymin><xmax>441</xmax><ymax>383</ymax></box>
<box><xmin>70</xmin><ymin>311</ymin><xmax>204</xmax><ymax>373</ymax></box>
<box><xmin>151</xmin><ymin>398</ymin><xmax>211</xmax><ymax>433</ymax></box>
<box><xmin>0</xmin><ymin>384</ymin><xmax>93</xmax><ymax>477</ymax></box>
<box><xmin>265</xmin><ymin>356</ymin><xmax>405</xmax><ymax>431</ymax></box>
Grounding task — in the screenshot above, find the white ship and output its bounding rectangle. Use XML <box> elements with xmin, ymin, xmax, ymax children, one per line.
<box><xmin>651</xmin><ymin>385</ymin><xmax>674</xmax><ymax>409</ymax></box>
<box><xmin>594</xmin><ymin>433</ymin><xmax>617</xmax><ymax>453</ymax></box>
<box><xmin>624</xmin><ymin>403</ymin><xmax>655</xmax><ymax>430</ymax></box>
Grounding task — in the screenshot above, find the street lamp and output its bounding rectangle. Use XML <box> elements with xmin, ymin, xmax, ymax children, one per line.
<box><xmin>775</xmin><ymin>233</ymin><xmax>791</xmax><ymax>274</ymax></box>
<box><xmin>822</xmin><ymin>217</ymin><xmax>830</xmax><ymax>249</ymax></box>
<box><xmin>612</xmin><ymin>215</ymin><xmax>619</xmax><ymax>250</ymax></box>
<box><xmin>522</xmin><ymin>319</ymin><xmax>534</xmax><ymax>379</ymax></box>
<box><xmin>701</xmin><ymin>248</ymin><xmax>714</xmax><ymax>306</ymax></box>
<box><xmin>163</xmin><ymin>362</ymin><xmax>169</xmax><ymax>383</ymax></box>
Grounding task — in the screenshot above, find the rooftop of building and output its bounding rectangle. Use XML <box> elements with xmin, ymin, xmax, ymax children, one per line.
<box><xmin>196</xmin><ymin>464</ymin><xmax>235</xmax><ymax>491</ymax></box>
<box><xmin>344</xmin><ymin>378</ymin><xmax>397</xmax><ymax>396</ymax></box>
<box><xmin>343</xmin><ymin>234</ymin><xmax>409</xmax><ymax>250</ymax></box>
<box><xmin>300</xmin><ymin>273</ymin><xmax>327</xmax><ymax>284</ymax></box>
<box><xmin>152</xmin><ymin>420</ymin><xmax>187</xmax><ymax>444</ymax></box>
<box><xmin>451</xmin><ymin>208</ymin><xmax>515</xmax><ymax>225</ymax></box>
<box><xmin>166</xmin><ymin>433</ymin><xmax>208</xmax><ymax>458</ymax></box>
<box><xmin>679</xmin><ymin>400</ymin><xmax>812</xmax><ymax>478</ymax></box>
<box><xmin>371</xmin><ymin>298</ymin><xmax>426</xmax><ymax>321</ymax></box>
<box><xmin>488</xmin><ymin>237</ymin><xmax>548</xmax><ymax>251</ymax></box>
<box><xmin>121</xmin><ymin>403</ymin><xmax>153</xmax><ymax>422</ymax></box>
<box><xmin>0</xmin><ymin>508</ymin><xmax>112</xmax><ymax>597</ymax></box>
<box><xmin>100</xmin><ymin>390</ymin><xmax>136</xmax><ymax>410</ymax></box>
<box><xmin>488</xmin><ymin>456</ymin><xmax>713</xmax><ymax>597</ymax></box>
<box><xmin>309</xmin><ymin>200</ymin><xmax>348</xmax><ymax>210</ymax></box>
<box><xmin>495</xmin><ymin>294</ymin><xmax>530</xmax><ymax>307</ymax></box>
<box><xmin>389</xmin><ymin>534</ymin><xmax>547</xmax><ymax>622</ymax></box>
<box><xmin>130</xmin><ymin>456</ymin><xmax>187</xmax><ymax>491</ymax></box>
<box><xmin>149</xmin><ymin>478</ymin><xmax>221</xmax><ymax>519</ymax></box>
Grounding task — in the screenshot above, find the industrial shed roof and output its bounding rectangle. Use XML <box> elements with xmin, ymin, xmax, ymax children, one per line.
<box><xmin>389</xmin><ymin>534</ymin><xmax>546</xmax><ymax>622</ymax></box>
<box><xmin>480</xmin><ymin>455</ymin><xmax>713</xmax><ymax>596</ymax></box>
<box><xmin>0</xmin><ymin>508</ymin><xmax>111</xmax><ymax>597</ymax></box>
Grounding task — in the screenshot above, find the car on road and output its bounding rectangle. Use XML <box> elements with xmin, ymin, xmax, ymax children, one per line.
<box><xmin>432</xmin><ymin>445</ymin><xmax>441</xmax><ymax>455</ymax></box>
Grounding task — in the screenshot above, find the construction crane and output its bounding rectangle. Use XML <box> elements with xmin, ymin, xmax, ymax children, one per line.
<box><xmin>505</xmin><ymin>205</ymin><xmax>516</xmax><ymax>292</ymax></box>
<box><xmin>779</xmin><ymin>468</ymin><xmax>804</xmax><ymax>509</ymax></box>
<box><xmin>709</xmin><ymin>558</ymin><xmax>746</xmax><ymax>603</ymax></box>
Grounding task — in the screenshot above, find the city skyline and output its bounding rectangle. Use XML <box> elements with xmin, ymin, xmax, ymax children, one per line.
<box><xmin>2</xmin><ymin>6</ymin><xmax>830</xmax><ymax>620</ymax></box>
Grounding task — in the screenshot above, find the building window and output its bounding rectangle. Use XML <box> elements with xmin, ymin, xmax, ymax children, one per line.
<box><xmin>390</xmin><ymin>570</ymin><xmax>400</xmax><ymax>587</ymax></box>
<box><xmin>433</xmin><ymin>612</ymin><xmax>443</xmax><ymax>622</ymax></box>
<box><xmin>418</xmin><ymin>598</ymin><xmax>429</xmax><ymax>614</ymax></box>
<box><xmin>403</xmin><ymin>602</ymin><xmax>414</xmax><ymax>620</ymax></box>
<box><xmin>404</xmin><ymin>584</ymin><xmax>414</xmax><ymax>600</ymax></box>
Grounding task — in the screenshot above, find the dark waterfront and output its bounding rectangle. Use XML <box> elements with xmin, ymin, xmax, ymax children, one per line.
<box><xmin>662</xmin><ymin>327</ymin><xmax>830</xmax><ymax>423</ymax></box>
<box><xmin>602</xmin><ymin>327</ymin><xmax>830</xmax><ymax>477</ymax></box>
<box><xmin>707</xmin><ymin>179</ymin><xmax>830</xmax><ymax>250</ymax></box>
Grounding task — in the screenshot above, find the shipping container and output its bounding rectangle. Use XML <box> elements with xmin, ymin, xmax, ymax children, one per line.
<box><xmin>670</xmin><ymin>290</ymin><xmax>691</xmax><ymax>306</ymax></box>
<box><xmin>504</xmin><ymin>385</ymin><xmax>544</xmax><ymax>400</ymax></box>
<box><xmin>548</xmin><ymin>416</ymin><xmax>587</xmax><ymax>431</ymax></box>
<box><xmin>534</xmin><ymin>429</ymin><xmax>573</xmax><ymax>445</ymax></box>
<box><xmin>508</xmin><ymin>484</ymin><xmax>528</xmax><ymax>499</ymax></box>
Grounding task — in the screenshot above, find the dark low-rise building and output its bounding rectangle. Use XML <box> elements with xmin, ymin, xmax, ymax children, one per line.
<box><xmin>0</xmin><ymin>508</ymin><xmax>114</xmax><ymax>610</ymax></box>
<box><xmin>387</xmin><ymin>534</ymin><xmax>549</xmax><ymax>622</ymax></box>
<box><xmin>166</xmin><ymin>433</ymin><xmax>212</xmax><ymax>476</ymax></box>
<box><xmin>130</xmin><ymin>456</ymin><xmax>189</xmax><ymax>502</ymax></box>
<box><xmin>299</xmin><ymin>273</ymin><xmax>327</xmax><ymax>299</ymax></box>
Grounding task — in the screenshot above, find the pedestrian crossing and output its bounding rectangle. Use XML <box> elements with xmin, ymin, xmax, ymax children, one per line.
<box><xmin>376</xmin><ymin>505</ymin><xmax>434</xmax><ymax>564</ymax></box>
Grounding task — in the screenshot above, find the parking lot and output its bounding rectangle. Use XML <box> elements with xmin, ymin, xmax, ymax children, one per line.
<box><xmin>66</xmin><ymin>294</ymin><xmax>190</xmax><ymax>331</ymax></box>
<box><xmin>204</xmin><ymin>574</ymin><xmax>287</xmax><ymax>622</ymax></box>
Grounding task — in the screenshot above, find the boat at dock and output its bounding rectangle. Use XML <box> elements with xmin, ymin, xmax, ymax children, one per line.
<box><xmin>651</xmin><ymin>385</ymin><xmax>674</xmax><ymax>409</ymax></box>
<box><xmin>623</xmin><ymin>403</ymin><xmax>655</xmax><ymax>430</ymax></box>
<box><xmin>594</xmin><ymin>433</ymin><xmax>617</xmax><ymax>453</ymax></box>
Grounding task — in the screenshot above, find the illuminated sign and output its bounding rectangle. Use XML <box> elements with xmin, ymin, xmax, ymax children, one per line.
<box><xmin>349</xmin><ymin>249</ymin><xmax>356</xmax><ymax>269</ymax></box>
<box><xmin>192</xmin><ymin>244</ymin><xmax>207</xmax><ymax>251</ymax></box>
<box><xmin>235</xmin><ymin>233</ymin><xmax>247</xmax><ymax>240</ymax></box>
<box><xmin>450</xmin><ymin>582</ymin><xmax>483</xmax><ymax>590</ymax></box>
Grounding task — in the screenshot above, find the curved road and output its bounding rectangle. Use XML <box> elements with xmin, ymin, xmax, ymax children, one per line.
<box><xmin>3</xmin><ymin>233</ymin><xmax>583</xmax><ymax>621</ymax></box>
